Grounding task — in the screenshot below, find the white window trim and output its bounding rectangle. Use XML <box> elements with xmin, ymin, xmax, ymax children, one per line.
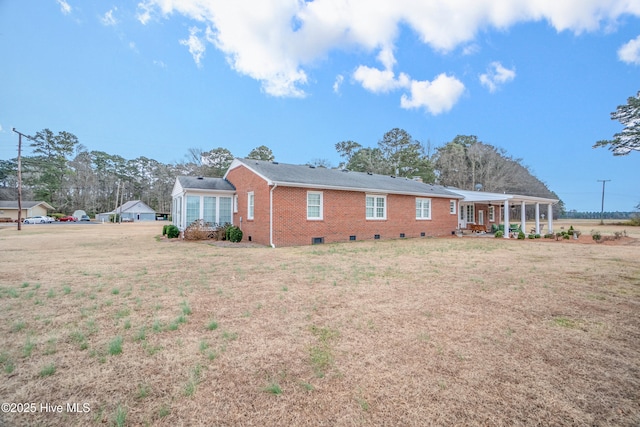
<box><xmin>488</xmin><ymin>205</ymin><xmax>495</xmax><ymax>222</ymax></box>
<box><xmin>416</xmin><ymin>198</ymin><xmax>432</xmax><ymax>220</ymax></box>
<box><xmin>366</xmin><ymin>194</ymin><xmax>387</xmax><ymax>220</ymax></box>
<box><xmin>247</xmin><ymin>192</ymin><xmax>254</xmax><ymax>220</ymax></box>
<box><xmin>466</xmin><ymin>204</ymin><xmax>475</xmax><ymax>223</ymax></box>
<box><xmin>307</xmin><ymin>191</ymin><xmax>323</xmax><ymax>220</ymax></box>
<box><xmin>449</xmin><ymin>200</ymin><xmax>457</xmax><ymax>215</ymax></box>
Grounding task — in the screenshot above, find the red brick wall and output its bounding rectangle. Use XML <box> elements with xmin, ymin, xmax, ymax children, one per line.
<box><xmin>225</xmin><ymin>165</ymin><xmax>272</xmax><ymax>246</ymax></box>
<box><xmin>272</xmin><ymin>188</ymin><xmax>456</xmax><ymax>246</ymax></box>
<box><xmin>227</xmin><ymin>164</ymin><xmax>459</xmax><ymax>247</ymax></box>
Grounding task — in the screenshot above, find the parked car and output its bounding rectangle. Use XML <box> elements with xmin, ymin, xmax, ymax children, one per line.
<box><xmin>24</xmin><ymin>216</ymin><xmax>49</xmax><ymax>224</ymax></box>
<box><xmin>80</xmin><ymin>215</ymin><xmax>91</xmax><ymax>221</ymax></box>
<box><xmin>45</xmin><ymin>216</ymin><xmax>55</xmax><ymax>223</ymax></box>
<box><xmin>59</xmin><ymin>215</ymin><xmax>77</xmax><ymax>222</ymax></box>
<box><xmin>121</xmin><ymin>217</ymin><xmax>134</xmax><ymax>222</ymax></box>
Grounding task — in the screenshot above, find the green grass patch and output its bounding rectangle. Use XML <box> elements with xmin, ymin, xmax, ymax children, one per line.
<box><xmin>11</xmin><ymin>320</ymin><xmax>26</xmax><ymax>333</ymax></box>
<box><xmin>134</xmin><ymin>326</ymin><xmax>146</xmax><ymax>342</ymax></box>
<box><xmin>553</xmin><ymin>316</ymin><xmax>576</xmax><ymax>328</ymax></box>
<box><xmin>39</xmin><ymin>363</ymin><xmax>56</xmax><ymax>377</ymax></box>
<box><xmin>206</xmin><ymin>320</ymin><xmax>218</xmax><ymax>331</ymax></box>
<box><xmin>181</xmin><ymin>301</ymin><xmax>192</xmax><ymax>316</ymax></box>
<box><xmin>0</xmin><ymin>352</ymin><xmax>15</xmax><ymax>374</ymax></box>
<box><xmin>22</xmin><ymin>337</ymin><xmax>35</xmax><ymax>358</ymax></box>
<box><xmin>136</xmin><ymin>383</ymin><xmax>150</xmax><ymax>399</ymax></box>
<box><xmin>113</xmin><ymin>404</ymin><xmax>127</xmax><ymax>427</ymax></box>
<box><xmin>108</xmin><ymin>336</ymin><xmax>123</xmax><ymax>355</ymax></box>
<box><xmin>309</xmin><ymin>325</ymin><xmax>339</xmax><ymax>377</ymax></box>
<box><xmin>263</xmin><ymin>382</ymin><xmax>283</xmax><ymax>395</ymax></box>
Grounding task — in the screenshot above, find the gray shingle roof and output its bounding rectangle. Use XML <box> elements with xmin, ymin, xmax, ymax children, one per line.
<box><xmin>177</xmin><ymin>176</ymin><xmax>236</xmax><ymax>191</ymax></box>
<box><xmin>0</xmin><ymin>201</ymin><xmax>54</xmax><ymax>209</ymax></box>
<box><xmin>234</xmin><ymin>159</ymin><xmax>461</xmax><ymax>198</ymax></box>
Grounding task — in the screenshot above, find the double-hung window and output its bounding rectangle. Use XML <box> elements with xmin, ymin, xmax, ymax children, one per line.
<box><xmin>449</xmin><ymin>200</ymin><xmax>457</xmax><ymax>215</ymax></box>
<box><xmin>366</xmin><ymin>195</ymin><xmax>386</xmax><ymax>220</ymax></box>
<box><xmin>416</xmin><ymin>198</ymin><xmax>431</xmax><ymax>220</ymax></box>
<box><xmin>203</xmin><ymin>197</ymin><xmax>216</xmax><ymax>224</ymax></box>
<box><xmin>488</xmin><ymin>205</ymin><xmax>495</xmax><ymax>222</ymax></box>
<box><xmin>186</xmin><ymin>196</ymin><xmax>200</xmax><ymax>226</ymax></box>
<box><xmin>307</xmin><ymin>192</ymin><xmax>323</xmax><ymax>220</ymax></box>
<box><xmin>247</xmin><ymin>192</ymin><xmax>254</xmax><ymax>220</ymax></box>
<box><xmin>219</xmin><ymin>197</ymin><xmax>232</xmax><ymax>225</ymax></box>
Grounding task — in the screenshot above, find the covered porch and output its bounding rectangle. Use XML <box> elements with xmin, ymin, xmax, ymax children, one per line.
<box><xmin>449</xmin><ymin>190</ymin><xmax>559</xmax><ymax>238</ymax></box>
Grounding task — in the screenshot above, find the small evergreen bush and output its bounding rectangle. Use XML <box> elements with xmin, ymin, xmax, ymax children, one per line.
<box><xmin>494</xmin><ymin>230</ymin><xmax>504</xmax><ymax>238</ymax></box>
<box><xmin>162</xmin><ymin>225</ymin><xmax>168</xmax><ymax>236</ymax></box>
<box><xmin>227</xmin><ymin>226</ymin><xmax>243</xmax><ymax>243</ymax></box>
<box><xmin>166</xmin><ymin>225</ymin><xmax>180</xmax><ymax>239</ymax></box>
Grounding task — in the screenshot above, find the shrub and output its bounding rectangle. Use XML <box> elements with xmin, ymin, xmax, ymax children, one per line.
<box><xmin>544</xmin><ymin>233</ymin><xmax>554</xmax><ymax>239</ymax></box>
<box><xmin>183</xmin><ymin>219</ymin><xmax>217</xmax><ymax>241</ymax></box>
<box><xmin>227</xmin><ymin>226</ymin><xmax>243</xmax><ymax>243</ymax></box>
<box><xmin>517</xmin><ymin>231</ymin><xmax>526</xmax><ymax>240</ymax></box>
<box><xmin>166</xmin><ymin>225</ymin><xmax>180</xmax><ymax>239</ymax></box>
<box><xmin>494</xmin><ymin>230</ymin><xmax>504</xmax><ymax>238</ymax></box>
<box><xmin>162</xmin><ymin>225</ymin><xmax>168</xmax><ymax>236</ymax></box>
<box><xmin>591</xmin><ymin>230</ymin><xmax>602</xmax><ymax>243</ymax></box>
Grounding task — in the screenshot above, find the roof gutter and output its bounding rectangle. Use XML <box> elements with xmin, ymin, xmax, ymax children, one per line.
<box><xmin>269</xmin><ymin>183</ymin><xmax>278</xmax><ymax>248</ymax></box>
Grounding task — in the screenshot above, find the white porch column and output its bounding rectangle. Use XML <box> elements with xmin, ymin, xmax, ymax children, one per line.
<box><xmin>503</xmin><ymin>199</ymin><xmax>510</xmax><ymax>238</ymax></box>
<box><xmin>520</xmin><ymin>201</ymin><xmax>526</xmax><ymax>233</ymax></box>
<box><xmin>535</xmin><ymin>203</ymin><xmax>540</xmax><ymax>234</ymax></box>
<box><xmin>547</xmin><ymin>204</ymin><xmax>554</xmax><ymax>234</ymax></box>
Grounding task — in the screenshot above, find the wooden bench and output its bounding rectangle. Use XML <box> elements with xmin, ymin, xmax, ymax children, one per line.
<box><xmin>468</xmin><ymin>224</ymin><xmax>487</xmax><ymax>233</ymax></box>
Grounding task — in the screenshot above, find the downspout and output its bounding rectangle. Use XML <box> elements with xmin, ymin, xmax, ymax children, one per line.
<box><xmin>270</xmin><ymin>183</ymin><xmax>278</xmax><ymax>248</ymax></box>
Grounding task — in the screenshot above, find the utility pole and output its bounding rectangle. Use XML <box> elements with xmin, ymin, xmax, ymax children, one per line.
<box><xmin>11</xmin><ymin>128</ymin><xmax>29</xmax><ymax>231</ymax></box>
<box><xmin>119</xmin><ymin>182</ymin><xmax>125</xmax><ymax>223</ymax></box>
<box><xmin>597</xmin><ymin>179</ymin><xmax>611</xmax><ymax>225</ymax></box>
<box><xmin>114</xmin><ymin>181</ymin><xmax>120</xmax><ymax>223</ymax></box>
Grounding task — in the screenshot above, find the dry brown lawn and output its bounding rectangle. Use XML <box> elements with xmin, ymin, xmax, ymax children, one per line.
<box><xmin>0</xmin><ymin>220</ymin><xmax>638</xmax><ymax>426</ymax></box>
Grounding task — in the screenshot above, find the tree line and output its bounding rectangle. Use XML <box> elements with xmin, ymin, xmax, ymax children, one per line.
<box><xmin>0</xmin><ymin>127</ymin><xmax>562</xmax><ymax>216</ymax></box>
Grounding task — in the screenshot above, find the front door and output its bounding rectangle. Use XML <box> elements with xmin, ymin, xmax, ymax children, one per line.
<box><xmin>459</xmin><ymin>204</ymin><xmax>475</xmax><ymax>228</ymax></box>
<box><xmin>478</xmin><ymin>210</ymin><xmax>484</xmax><ymax>226</ymax></box>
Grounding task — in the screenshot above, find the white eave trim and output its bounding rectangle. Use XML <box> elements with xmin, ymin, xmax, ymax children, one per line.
<box><xmin>269</xmin><ymin>181</ymin><xmax>463</xmax><ymax>198</ymax></box>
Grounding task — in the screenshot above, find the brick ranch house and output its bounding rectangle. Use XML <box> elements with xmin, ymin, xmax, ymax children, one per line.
<box><xmin>172</xmin><ymin>158</ymin><xmax>558</xmax><ymax>247</ymax></box>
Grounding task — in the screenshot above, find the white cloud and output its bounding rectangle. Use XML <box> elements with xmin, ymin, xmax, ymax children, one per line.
<box><xmin>479</xmin><ymin>62</ymin><xmax>516</xmax><ymax>93</ymax></box>
<box><xmin>400</xmin><ymin>74</ymin><xmax>465</xmax><ymax>115</ymax></box>
<box><xmin>180</xmin><ymin>27</ymin><xmax>207</xmax><ymax>67</ymax></box>
<box><xmin>618</xmin><ymin>35</ymin><xmax>640</xmax><ymax>65</ymax></box>
<box><xmin>353</xmin><ymin>66</ymin><xmax>410</xmax><ymax>94</ymax></box>
<box><xmin>136</xmin><ymin>0</ymin><xmax>640</xmax><ymax>100</ymax></box>
<box><xmin>153</xmin><ymin>60</ymin><xmax>167</xmax><ymax>69</ymax></box>
<box><xmin>57</xmin><ymin>0</ymin><xmax>71</xmax><ymax>15</ymax></box>
<box><xmin>333</xmin><ymin>75</ymin><xmax>344</xmax><ymax>94</ymax></box>
<box><xmin>136</xmin><ymin>1</ymin><xmax>154</xmax><ymax>25</ymax></box>
<box><xmin>101</xmin><ymin>8</ymin><xmax>118</xmax><ymax>26</ymax></box>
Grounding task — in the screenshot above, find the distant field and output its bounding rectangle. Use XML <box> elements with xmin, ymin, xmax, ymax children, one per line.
<box><xmin>0</xmin><ymin>221</ymin><xmax>638</xmax><ymax>426</ymax></box>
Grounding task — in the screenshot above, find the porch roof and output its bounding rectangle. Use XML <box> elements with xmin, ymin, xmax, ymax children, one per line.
<box><xmin>447</xmin><ymin>189</ymin><xmax>558</xmax><ymax>205</ymax></box>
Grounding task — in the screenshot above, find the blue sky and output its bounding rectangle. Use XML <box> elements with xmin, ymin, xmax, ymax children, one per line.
<box><xmin>0</xmin><ymin>0</ymin><xmax>638</xmax><ymax>212</ymax></box>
